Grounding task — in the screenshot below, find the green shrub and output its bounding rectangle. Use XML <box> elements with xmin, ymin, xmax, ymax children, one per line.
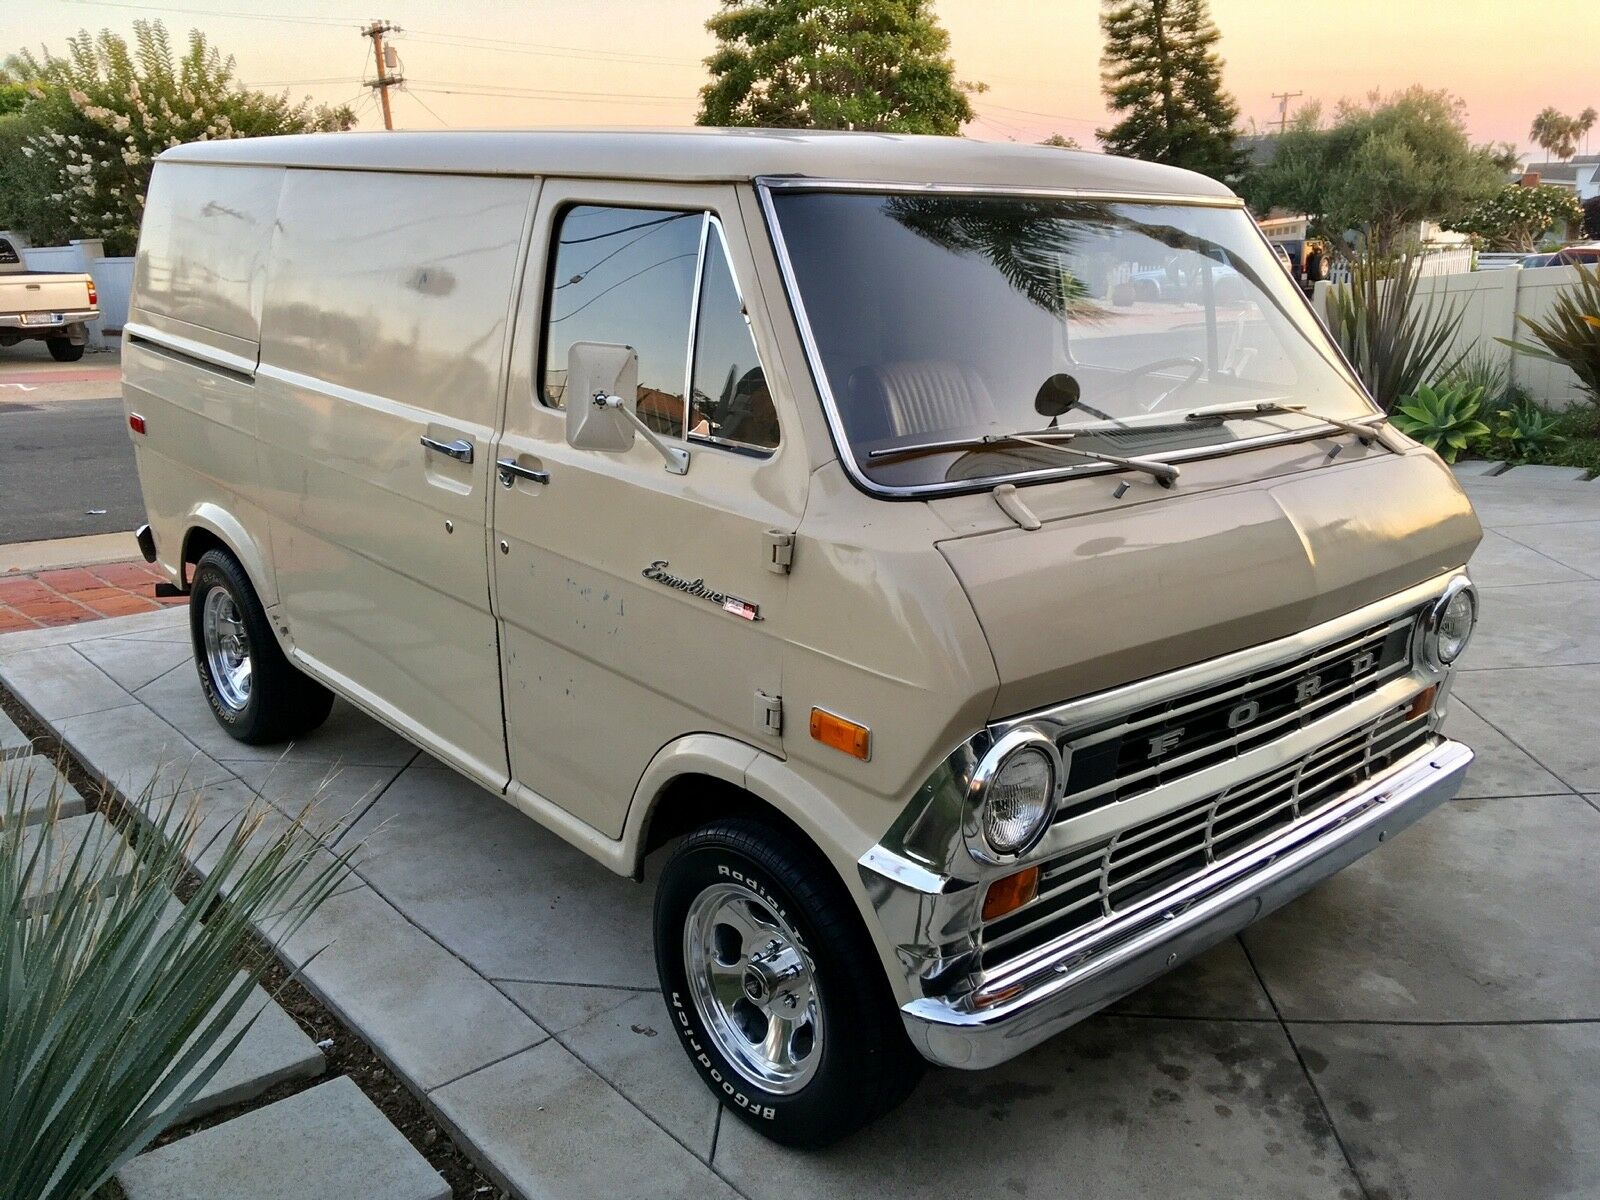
<box><xmin>1444</xmin><ymin>347</ymin><xmax>1509</xmax><ymax>405</ymax></box>
<box><xmin>1499</xmin><ymin>263</ymin><xmax>1600</xmax><ymax>406</ymax></box>
<box><xmin>1490</xmin><ymin>397</ymin><xmax>1566</xmax><ymax>461</ymax></box>
<box><xmin>1324</xmin><ymin>244</ymin><xmax>1466</xmax><ymax>411</ymax></box>
<box><xmin>1390</xmin><ymin>382</ymin><xmax>1490</xmax><ymax>462</ymax></box>
<box><xmin>0</xmin><ymin>758</ymin><xmax>350</xmax><ymax>1200</ymax></box>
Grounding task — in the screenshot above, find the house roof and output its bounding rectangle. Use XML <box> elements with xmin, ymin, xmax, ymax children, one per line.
<box><xmin>159</xmin><ymin>128</ymin><xmax>1239</xmax><ymax>201</ymax></box>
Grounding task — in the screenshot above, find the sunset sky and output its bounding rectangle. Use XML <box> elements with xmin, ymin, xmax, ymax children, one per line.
<box><xmin>11</xmin><ymin>0</ymin><xmax>1598</xmax><ymax>158</ymax></box>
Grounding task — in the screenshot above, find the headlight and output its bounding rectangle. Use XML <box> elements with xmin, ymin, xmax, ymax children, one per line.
<box><xmin>1419</xmin><ymin>579</ymin><xmax>1477</xmax><ymax>669</ymax></box>
<box><xmin>968</xmin><ymin>729</ymin><xmax>1062</xmax><ymax>859</ymax></box>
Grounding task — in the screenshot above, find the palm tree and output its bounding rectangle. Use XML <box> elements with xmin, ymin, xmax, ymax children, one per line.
<box><xmin>1579</xmin><ymin>107</ymin><xmax>1598</xmax><ymax>157</ymax></box>
<box><xmin>1530</xmin><ymin>107</ymin><xmax>1581</xmax><ymax>161</ymax></box>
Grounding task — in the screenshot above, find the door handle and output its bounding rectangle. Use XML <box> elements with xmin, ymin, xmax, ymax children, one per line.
<box><xmin>497</xmin><ymin>458</ymin><xmax>550</xmax><ymax>487</ymax></box>
<box><xmin>420</xmin><ymin>435</ymin><xmax>474</xmax><ymax>464</ymax></box>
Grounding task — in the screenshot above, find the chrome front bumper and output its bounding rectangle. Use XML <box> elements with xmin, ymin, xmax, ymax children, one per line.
<box><xmin>896</xmin><ymin>738</ymin><xmax>1472</xmax><ymax>1069</ymax></box>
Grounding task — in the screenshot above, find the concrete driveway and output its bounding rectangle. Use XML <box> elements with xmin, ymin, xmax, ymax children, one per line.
<box><xmin>1</xmin><ymin>467</ymin><xmax>1596</xmax><ymax>1199</ymax></box>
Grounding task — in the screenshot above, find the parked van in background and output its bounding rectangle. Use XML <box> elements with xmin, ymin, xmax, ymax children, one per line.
<box><xmin>124</xmin><ymin>130</ymin><xmax>1480</xmax><ymax>1147</ymax></box>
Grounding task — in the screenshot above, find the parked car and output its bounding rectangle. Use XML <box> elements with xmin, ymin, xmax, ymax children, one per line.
<box><xmin>124</xmin><ymin>130</ymin><xmax>1480</xmax><ymax>1147</ymax></box>
<box><xmin>1552</xmin><ymin>242</ymin><xmax>1600</xmax><ymax>266</ymax></box>
<box><xmin>0</xmin><ymin>234</ymin><xmax>99</xmax><ymax>360</ymax></box>
<box><xmin>1521</xmin><ymin>251</ymin><xmax>1560</xmax><ymax>268</ymax></box>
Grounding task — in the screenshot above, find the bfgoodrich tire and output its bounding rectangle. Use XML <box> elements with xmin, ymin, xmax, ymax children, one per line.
<box><xmin>654</xmin><ymin>817</ymin><xmax>924</xmax><ymax>1147</ymax></box>
<box><xmin>189</xmin><ymin>548</ymin><xmax>333</xmax><ymax>744</ymax></box>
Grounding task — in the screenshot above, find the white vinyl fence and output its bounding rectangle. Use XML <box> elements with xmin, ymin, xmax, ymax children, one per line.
<box><xmin>1313</xmin><ymin>264</ymin><xmax>1592</xmax><ymax>409</ymax></box>
<box><xmin>2</xmin><ymin>235</ymin><xmax>134</xmax><ymax>348</ymax></box>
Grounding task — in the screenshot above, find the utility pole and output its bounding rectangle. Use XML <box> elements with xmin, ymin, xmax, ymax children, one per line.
<box><xmin>1271</xmin><ymin>91</ymin><xmax>1303</xmax><ymax>136</ymax></box>
<box><xmin>362</xmin><ymin>20</ymin><xmax>403</xmax><ymax>131</ymax></box>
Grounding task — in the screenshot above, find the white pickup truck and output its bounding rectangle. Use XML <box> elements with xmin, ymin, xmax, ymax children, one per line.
<box><xmin>0</xmin><ymin>234</ymin><xmax>99</xmax><ymax>361</ymax></box>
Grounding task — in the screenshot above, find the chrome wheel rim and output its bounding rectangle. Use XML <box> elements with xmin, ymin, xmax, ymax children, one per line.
<box><xmin>201</xmin><ymin>587</ymin><xmax>251</xmax><ymax>712</ymax></box>
<box><xmin>683</xmin><ymin>883</ymin><xmax>824</xmax><ymax>1094</ymax></box>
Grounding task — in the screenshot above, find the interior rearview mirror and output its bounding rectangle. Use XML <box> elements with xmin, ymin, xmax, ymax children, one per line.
<box><xmin>565</xmin><ymin>340</ymin><xmax>690</xmax><ymax>475</ymax></box>
<box><xmin>566</xmin><ymin>341</ymin><xmax>639</xmax><ymax>453</ymax></box>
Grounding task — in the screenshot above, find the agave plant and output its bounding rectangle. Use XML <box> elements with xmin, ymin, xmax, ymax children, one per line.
<box><xmin>1323</xmin><ymin>244</ymin><xmax>1466</xmax><ymax>411</ymax></box>
<box><xmin>1491</xmin><ymin>397</ymin><xmax>1566</xmax><ymax>461</ymax></box>
<box><xmin>1499</xmin><ymin>263</ymin><xmax>1600</xmax><ymax>406</ymax></box>
<box><xmin>1390</xmin><ymin>382</ymin><xmax>1491</xmax><ymax>463</ymax></box>
<box><xmin>0</xmin><ymin>757</ymin><xmax>350</xmax><ymax>1200</ymax></box>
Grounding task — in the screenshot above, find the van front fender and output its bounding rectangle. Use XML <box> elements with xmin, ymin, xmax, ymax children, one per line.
<box><xmin>184</xmin><ymin>503</ymin><xmax>278</xmax><ymax>608</ymax></box>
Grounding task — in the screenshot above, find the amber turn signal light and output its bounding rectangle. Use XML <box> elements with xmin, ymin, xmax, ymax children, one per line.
<box><xmin>981</xmin><ymin>866</ymin><xmax>1039</xmax><ymax>922</ymax></box>
<box><xmin>809</xmin><ymin>708</ymin><xmax>871</xmax><ymax>760</ymax></box>
<box><xmin>1406</xmin><ymin>685</ymin><xmax>1438</xmax><ymax>721</ymax></box>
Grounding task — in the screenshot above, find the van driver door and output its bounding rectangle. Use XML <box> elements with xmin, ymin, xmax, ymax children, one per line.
<box><xmin>489</xmin><ymin>181</ymin><xmax>809</xmax><ymax>839</ymax></box>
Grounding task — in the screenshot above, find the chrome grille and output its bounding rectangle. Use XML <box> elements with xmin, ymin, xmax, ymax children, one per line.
<box><xmin>982</xmin><ymin>700</ymin><xmax>1433</xmax><ymax>968</ymax></box>
<box><xmin>1056</xmin><ymin>611</ymin><xmax>1417</xmax><ymax>819</ymax></box>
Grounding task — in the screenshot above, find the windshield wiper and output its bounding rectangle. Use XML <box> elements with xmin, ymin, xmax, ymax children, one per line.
<box><xmin>1181</xmin><ymin>401</ymin><xmax>1404</xmax><ymax>450</ymax></box>
<box><xmin>867</xmin><ymin>429</ymin><xmax>1180</xmax><ymax>487</ymax></box>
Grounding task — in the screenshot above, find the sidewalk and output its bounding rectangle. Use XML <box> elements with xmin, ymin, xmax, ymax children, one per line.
<box><xmin>1</xmin><ymin>469</ymin><xmax>1597</xmax><ymax>1199</ymax></box>
<box><xmin>0</xmin><ymin>559</ymin><xmax>180</xmax><ymax>632</ymax></box>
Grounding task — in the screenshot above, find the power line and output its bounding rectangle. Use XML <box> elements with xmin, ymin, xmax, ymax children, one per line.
<box><xmin>408</xmin><ymin>86</ymin><xmax>687</xmax><ymax>108</ymax></box>
<box><xmin>398</xmin><ymin>29</ymin><xmax>694</xmax><ymax>68</ymax></box>
<box><xmin>980</xmin><ymin>100</ymin><xmax>1102</xmax><ymax>127</ymax></box>
<box><xmin>406</xmin><ymin>90</ymin><xmax>449</xmax><ymax>129</ymax></box>
<box><xmin>55</xmin><ymin>0</ymin><xmax>361</xmax><ymax>28</ymax></box>
<box><xmin>405</xmin><ymin>78</ymin><xmax>690</xmax><ymax>102</ymax></box>
<box><xmin>362</xmin><ymin>20</ymin><xmax>402</xmax><ymax>131</ymax></box>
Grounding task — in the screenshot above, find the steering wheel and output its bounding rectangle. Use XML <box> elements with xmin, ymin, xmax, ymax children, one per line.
<box><xmin>1119</xmin><ymin>355</ymin><xmax>1205</xmax><ymax>412</ymax></box>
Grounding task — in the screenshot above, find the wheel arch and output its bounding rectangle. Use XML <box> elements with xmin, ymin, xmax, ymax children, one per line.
<box><xmin>180</xmin><ymin>504</ymin><xmax>278</xmax><ymax>608</ymax></box>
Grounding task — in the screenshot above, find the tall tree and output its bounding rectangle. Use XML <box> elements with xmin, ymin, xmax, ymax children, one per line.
<box><xmin>1444</xmin><ymin>183</ymin><xmax>1584</xmax><ymax>252</ymax></box>
<box><xmin>0</xmin><ymin>21</ymin><xmax>352</xmax><ymax>254</ymax></box>
<box><xmin>1096</xmin><ymin>0</ymin><xmax>1245</xmax><ymax>182</ymax></box>
<box><xmin>1244</xmin><ymin>88</ymin><xmax>1506</xmax><ymax>251</ymax></box>
<box><xmin>1530</xmin><ymin>106</ymin><xmax>1582</xmax><ymax>161</ymax></box>
<box><xmin>697</xmin><ymin>0</ymin><xmax>978</xmax><ymax>134</ymax></box>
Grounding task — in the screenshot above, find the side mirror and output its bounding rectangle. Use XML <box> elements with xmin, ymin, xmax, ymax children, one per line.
<box><xmin>566</xmin><ymin>341</ymin><xmax>639</xmax><ymax>453</ymax></box>
<box><xmin>565</xmin><ymin>340</ymin><xmax>689</xmax><ymax>475</ymax></box>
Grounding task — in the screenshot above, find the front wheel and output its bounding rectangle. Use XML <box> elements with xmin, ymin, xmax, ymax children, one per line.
<box><xmin>654</xmin><ymin>817</ymin><xmax>924</xmax><ymax>1147</ymax></box>
<box><xmin>190</xmin><ymin>548</ymin><xmax>334</xmax><ymax>744</ymax></box>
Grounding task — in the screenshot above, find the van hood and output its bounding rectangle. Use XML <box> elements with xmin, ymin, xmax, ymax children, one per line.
<box><xmin>935</xmin><ymin>451</ymin><xmax>1481</xmax><ymax>720</ymax></box>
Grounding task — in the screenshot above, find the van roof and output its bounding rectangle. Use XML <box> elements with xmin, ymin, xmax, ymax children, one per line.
<box><xmin>160</xmin><ymin>128</ymin><xmax>1238</xmax><ymax>200</ymax></box>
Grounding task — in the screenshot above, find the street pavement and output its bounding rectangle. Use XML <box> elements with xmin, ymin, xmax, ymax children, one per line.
<box><xmin>0</xmin><ymin>468</ymin><xmax>1596</xmax><ymax>1199</ymax></box>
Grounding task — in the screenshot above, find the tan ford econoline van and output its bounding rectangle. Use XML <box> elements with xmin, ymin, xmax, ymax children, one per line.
<box><xmin>124</xmin><ymin>130</ymin><xmax>1480</xmax><ymax>1147</ymax></box>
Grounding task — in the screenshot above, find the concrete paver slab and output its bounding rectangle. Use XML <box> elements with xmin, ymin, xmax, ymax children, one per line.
<box><xmin>1291</xmin><ymin>1021</ymin><xmax>1600</xmax><ymax>1200</ymax></box>
<box><xmin>20</xmin><ymin>811</ymin><xmax>130</xmax><ymax>910</ymax></box>
<box><xmin>1</xmin><ymin>753</ymin><xmax>87</xmax><ymax>826</ymax></box>
<box><xmin>228</xmin><ymin>758</ymin><xmax>408</xmax><ymax>843</ymax></box>
<box><xmin>1461</xmin><ymin>579</ymin><xmax>1600</xmax><ymax>669</ymax></box>
<box><xmin>1465</xmin><ymin>529</ymin><xmax>1589</xmax><ymax>587</ymax></box>
<box><xmin>1497</xmin><ymin>464</ymin><xmax>1592</xmax><ymax>483</ymax></box>
<box><xmin>1500</xmin><ymin>518</ymin><xmax>1600</xmax><ymax>578</ymax></box>
<box><xmin>1244</xmin><ymin>795</ymin><xmax>1600</xmax><ymax>1021</ymax></box>
<box><xmin>0</xmin><ymin>705</ymin><xmax>31</xmax><ymax>756</ymax></box>
<box><xmin>138</xmin><ymin>669</ymin><xmax>417</xmax><ymax>768</ymax></box>
<box><xmin>498</xmin><ymin>980</ymin><xmax>649</xmax><ymax>1035</ymax></box>
<box><xmin>175</xmin><ymin>980</ymin><xmax>325</xmax><ymax>1122</ymax></box>
<box><xmin>1450</xmin><ymin>459</ymin><xmax>1504</xmax><ymax>477</ymax></box>
<box><xmin>54</xmin><ymin>701</ymin><xmax>234</xmax><ymax>801</ymax></box>
<box><xmin>1442</xmin><ymin>700</ymin><xmax>1571</xmax><ymax>798</ymax></box>
<box><xmin>275</xmin><ymin>885</ymin><xmax>545</xmax><ymax>1092</ymax></box>
<box><xmin>0</xmin><ymin>605</ymin><xmax>185</xmax><ymax>652</ymax></box>
<box><xmin>0</xmin><ymin>642</ymin><xmax>137</xmax><ymax>721</ymax></box>
<box><xmin>1462</xmin><ymin>478</ymin><xmax>1600</xmax><ymax>528</ymax></box>
<box><xmin>715</xmin><ymin>1015</ymin><xmax>1358</xmax><ymax>1200</ymax></box>
<box><xmin>345</xmin><ymin>761</ymin><xmax>659</xmax><ymax>987</ymax></box>
<box><xmin>118</xmin><ymin>1076</ymin><xmax>449</xmax><ymax>1200</ymax></box>
<box><xmin>431</xmin><ymin>1040</ymin><xmax>739</xmax><ymax>1199</ymax></box>
<box><xmin>1456</xmin><ymin>666</ymin><xmax>1600</xmax><ymax>791</ymax></box>
<box><xmin>1107</xmin><ymin>937</ymin><xmax>1277</xmax><ymax>1019</ymax></box>
<box><xmin>75</xmin><ymin>634</ymin><xmax>195</xmax><ymax>693</ymax></box>
<box><xmin>557</xmin><ymin>990</ymin><xmax>720</xmax><ymax>1159</ymax></box>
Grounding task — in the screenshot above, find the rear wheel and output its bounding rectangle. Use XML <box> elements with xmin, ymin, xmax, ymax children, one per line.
<box><xmin>654</xmin><ymin>816</ymin><xmax>924</xmax><ymax>1148</ymax></box>
<box><xmin>46</xmin><ymin>337</ymin><xmax>84</xmax><ymax>362</ymax></box>
<box><xmin>189</xmin><ymin>548</ymin><xmax>333</xmax><ymax>744</ymax></box>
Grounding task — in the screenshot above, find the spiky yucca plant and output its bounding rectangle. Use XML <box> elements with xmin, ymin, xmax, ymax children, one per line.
<box><xmin>1324</xmin><ymin>245</ymin><xmax>1466</xmax><ymax>412</ymax></box>
<box><xmin>1499</xmin><ymin>263</ymin><xmax>1600</xmax><ymax>407</ymax></box>
<box><xmin>0</xmin><ymin>757</ymin><xmax>350</xmax><ymax>1200</ymax></box>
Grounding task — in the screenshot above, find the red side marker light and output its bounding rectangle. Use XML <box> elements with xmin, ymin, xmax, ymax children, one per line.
<box><xmin>128</xmin><ymin>413</ymin><xmax>147</xmax><ymax>435</ymax></box>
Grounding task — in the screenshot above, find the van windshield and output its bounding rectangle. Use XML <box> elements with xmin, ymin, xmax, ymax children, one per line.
<box><xmin>767</xmin><ymin>189</ymin><xmax>1375</xmax><ymax>493</ymax></box>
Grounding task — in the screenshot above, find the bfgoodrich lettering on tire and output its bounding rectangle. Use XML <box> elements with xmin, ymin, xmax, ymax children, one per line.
<box><xmin>654</xmin><ymin>816</ymin><xmax>923</xmax><ymax>1147</ymax></box>
<box><xmin>189</xmin><ymin>548</ymin><xmax>334</xmax><ymax>745</ymax></box>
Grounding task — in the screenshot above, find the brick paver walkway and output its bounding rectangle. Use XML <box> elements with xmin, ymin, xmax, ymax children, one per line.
<box><xmin>0</xmin><ymin>560</ymin><xmax>183</xmax><ymax>632</ymax></box>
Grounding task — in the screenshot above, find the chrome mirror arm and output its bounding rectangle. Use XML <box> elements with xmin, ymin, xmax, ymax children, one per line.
<box><xmin>595</xmin><ymin>392</ymin><xmax>690</xmax><ymax>475</ymax></box>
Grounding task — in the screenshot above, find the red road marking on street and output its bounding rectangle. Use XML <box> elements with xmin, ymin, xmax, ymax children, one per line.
<box><xmin>0</xmin><ymin>368</ymin><xmax>121</xmax><ymax>385</ymax></box>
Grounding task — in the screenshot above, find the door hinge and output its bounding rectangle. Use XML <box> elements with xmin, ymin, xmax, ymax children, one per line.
<box><xmin>755</xmin><ymin>691</ymin><xmax>783</xmax><ymax>736</ymax></box>
<box><xmin>763</xmin><ymin>529</ymin><xmax>794</xmax><ymax>575</ymax></box>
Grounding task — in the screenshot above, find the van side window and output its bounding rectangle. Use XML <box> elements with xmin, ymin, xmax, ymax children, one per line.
<box><xmin>688</xmin><ymin>228</ymin><xmax>777</xmax><ymax>453</ymax></box>
<box><xmin>541</xmin><ymin>205</ymin><xmax>702</xmax><ymax>438</ymax></box>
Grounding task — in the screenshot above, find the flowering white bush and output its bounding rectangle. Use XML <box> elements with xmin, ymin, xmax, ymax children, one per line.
<box><xmin>3</xmin><ymin>21</ymin><xmax>353</xmax><ymax>254</ymax></box>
